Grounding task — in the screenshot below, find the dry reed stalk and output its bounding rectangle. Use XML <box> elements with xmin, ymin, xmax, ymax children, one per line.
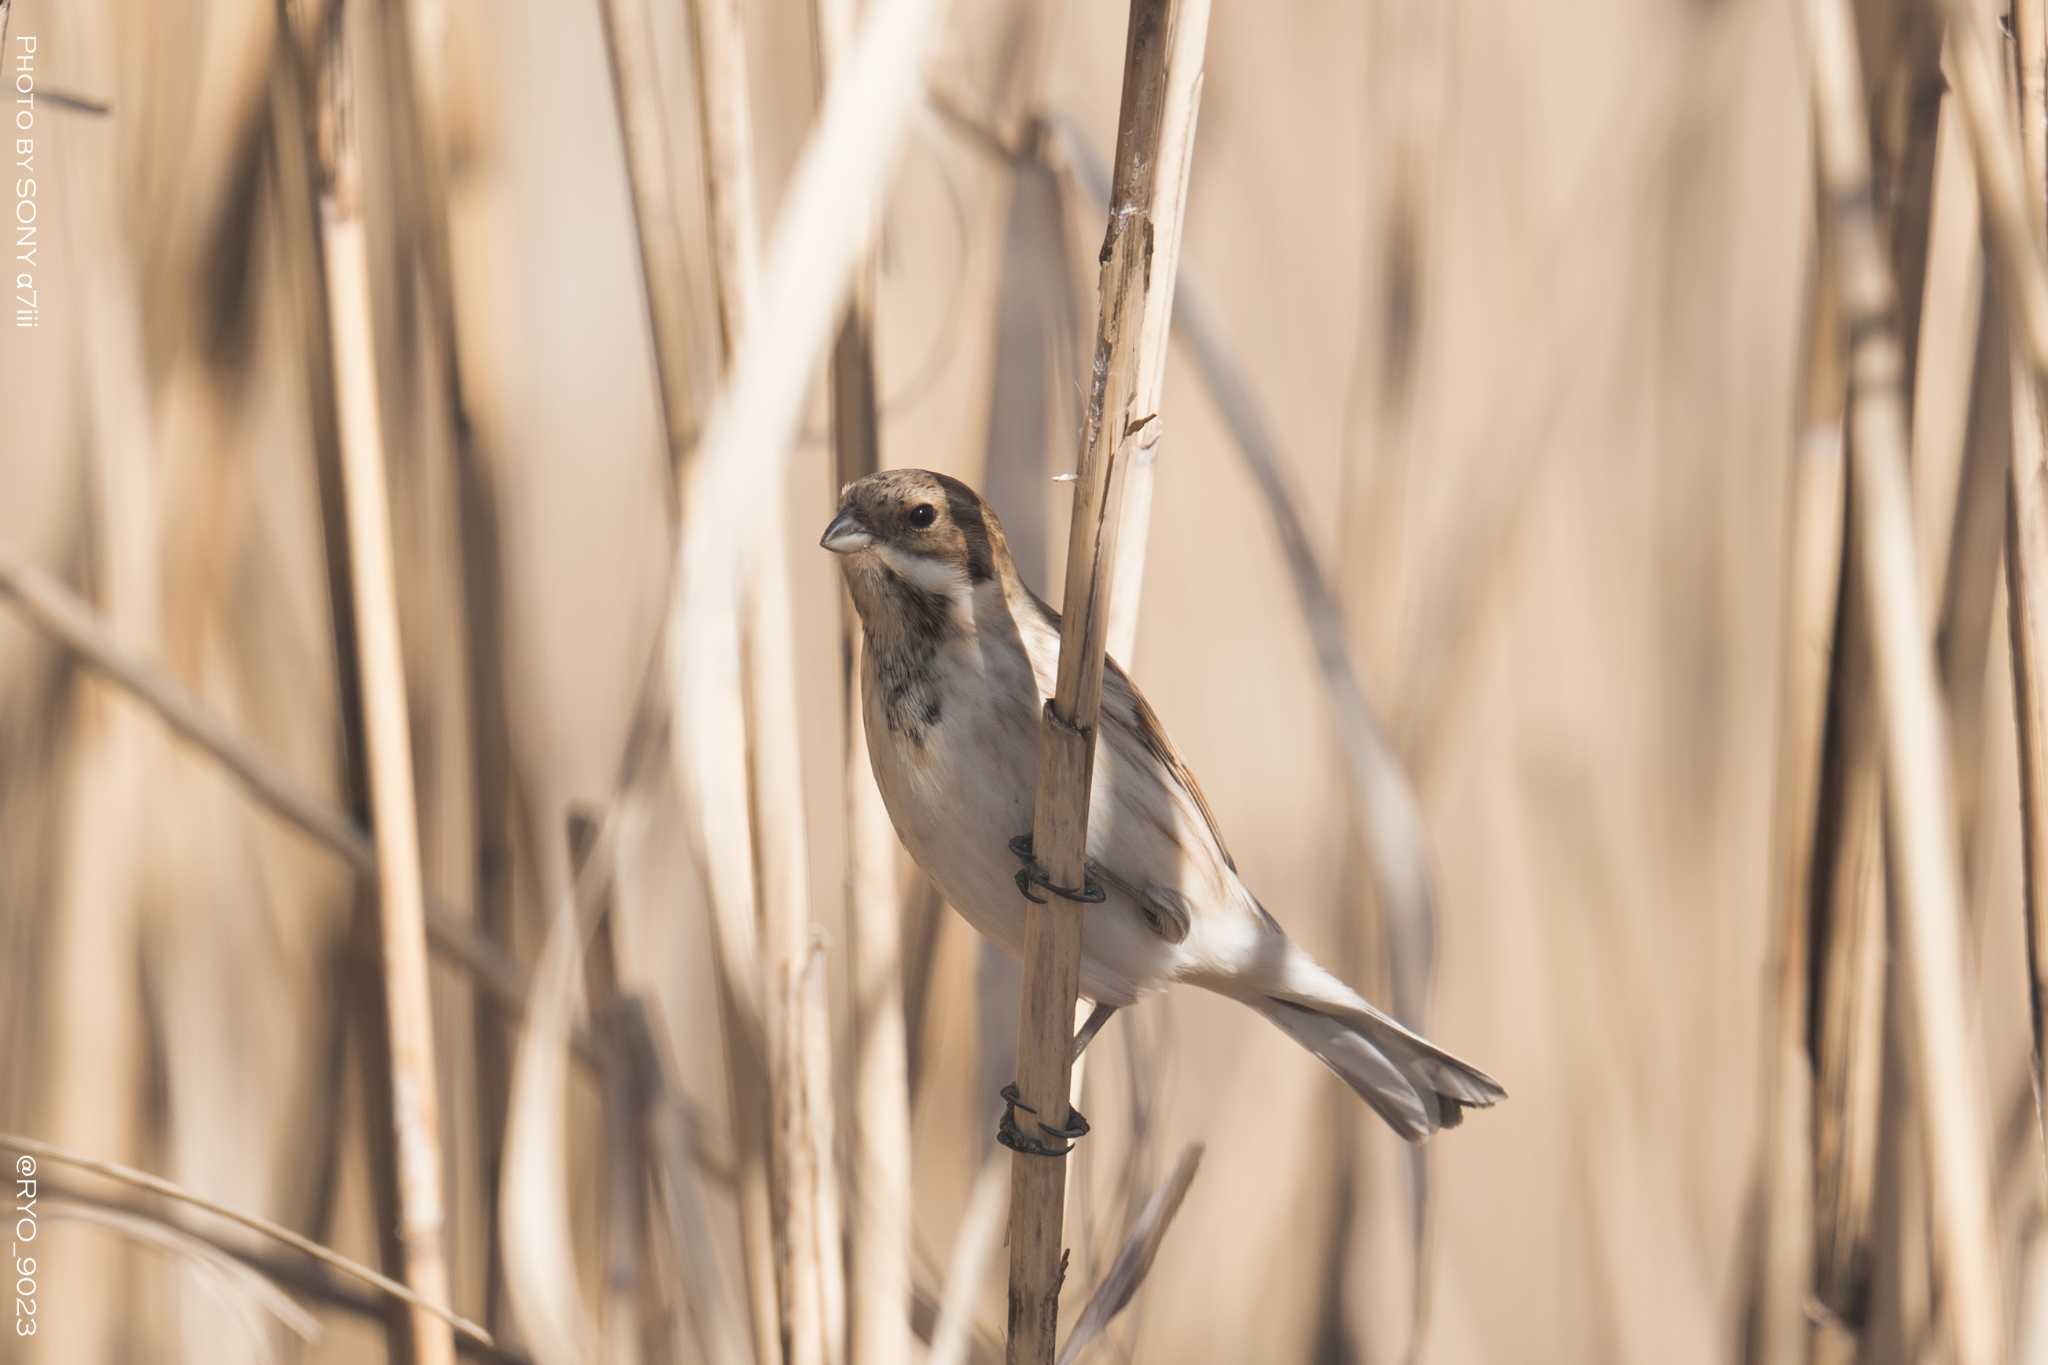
<box><xmin>1871</xmin><ymin>7</ymin><xmax>1948</xmax><ymax>403</ymax></box>
<box><xmin>838</xmin><ymin>683</ymin><xmax>912</xmax><ymax>1364</ymax></box>
<box><xmin>1052</xmin><ymin>1145</ymin><xmax>1202</xmax><ymax>1365</ymax></box>
<box><xmin>0</xmin><ymin>1133</ymin><xmax>495</xmax><ymax>1348</ymax></box>
<box><xmin>1807</xmin><ymin>514</ymin><xmax>1887</xmax><ymax>1344</ymax></box>
<box><xmin>455</xmin><ymin>365</ymin><xmax>519</xmax><ymax>1344</ymax></box>
<box><xmin>1074</xmin><ymin>0</ymin><xmax>1204</xmax><ymax>1311</ymax></box>
<box><xmin>1057</xmin><ymin>111</ymin><xmax>1447</xmax><ymax>1357</ymax></box>
<box><xmin>1809</xmin><ymin>0</ymin><xmax>2008</xmax><ymax>1358</ymax></box>
<box><xmin>48</xmin><ymin>1179</ymin><xmax>538</xmax><ymax>1363</ymax></box>
<box><xmin>311</xmin><ymin>13</ymin><xmax>457</xmax><ymax>1359</ymax></box>
<box><xmin>1006</xmin><ymin>5</ymin><xmax>1183</xmax><ymax>1361</ymax></box>
<box><xmin>347</xmin><ymin>875</ymin><xmax>434</xmax><ymax>1358</ymax></box>
<box><xmin>270</xmin><ymin>0</ymin><xmax>373</xmax><ymax>849</ymax></box>
<box><xmin>1753</xmin><ymin>194</ymin><xmax>1851</xmax><ymax>1365</ymax></box>
<box><xmin>966</xmin><ymin>3</ymin><xmax>1074</xmax><ymax>1279</ymax></box>
<box><xmin>901</xmin><ymin>875</ymin><xmax>947</xmax><ymax>1098</ymax></box>
<box><xmin>500</xmin><ymin>800</ymin><xmax>652</xmax><ymax>1362</ymax></box>
<box><xmin>50</xmin><ymin>1177</ymin><xmax>540</xmax><ymax>1363</ymax></box>
<box><xmin>1921</xmin><ymin>0</ymin><xmax>2048</xmax><ymax>1192</ymax></box>
<box><xmin>518</xmin><ymin>761</ymin><xmax>748</xmax><ymax>1365</ymax></box>
<box><xmin>370</xmin><ymin>0</ymin><xmax>519</xmax><ymax>1324</ymax></box>
<box><xmin>640</xmin><ymin>1022</ymin><xmax>754</xmax><ymax>1365</ymax></box>
<box><xmin>561</xmin><ymin>812</ymin><xmax>750</xmax><ymax>1365</ymax></box>
<box><xmin>1934</xmin><ymin>0</ymin><xmax>2048</xmax><ymax>931</ymax></box>
<box><xmin>589</xmin><ymin>0</ymin><xmax>780</xmax><ymax>1346</ymax></box>
<box><xmin>1937</xmin><ymin>0</ymin><xmax>2048</xmax><ymax>375</ymax></box>
<box><xmin>45</xmin><ymin>1199</ymin><xmax>324</xmax><ymax>1347</ymax></box>
<box><xmin>1909</xmin><ymin>108</ymin><xmax>1987</xmax><ymax>598</ymax></box>
<box><xmin>931</xmin><ymin>1155</ymin><xmax>1010</xmax><ymax>1365</ymax></box>
<box><xmin>809</xmin><ymin>0</ymin><xmax>913</xmax><ymax>1358</ymax></box>
<box><xmin>685</xmin><ymin>0</ymin><xmax>763</xmax><ymax>355</ymax></box>
<box><xmin>1776</xmin><ymin>60</ymin><xmax>1976</xmax><ymax>1356</ymax></box>
<box><xmin>1102</xmin><ymin>0</ymin><xmax>1209</xmax><ymax>661</ymax></box>
<box><xmin>2009</xmin><ymin>0</ymin><xmax>2048</xmax><ymax>1179</ymax></box>
<box><xmin>594</xmin><ymin>0</ymin><xmax>706</xmax><ymax>484</ymax></box>
<box><xmin>0</xmin><ymin>542</ymin><xmax>572</xmax><ymax>1049</ymax></box>
<box><xmin>1803</xmin><ymin>16</ymin><xmax>1967</xmax><ymax>1347</ymax></box>
<box><xmin>268</xmin><ymin>12</ymin><xmax>409</xmax><ymax>1344</ymax></box>
<box><xmin>2021</xmin><ymin>1227</ymin><xmax>2048</xmax><ymax>1365</ymax></box>
<box><xmin>1746</xmin><ymin>208</ymin><xmax>1847</xmax><ymax>1365</ymax></box>
<box><xmin>659</xmin><ymin>6</ymin><xmax>945</xmax><ymax>1365</ymax></box>
<box><xmin>1941</xmin><ymin>290</ymin><xmax>2016</xmax><ymax>866</ymax></box>
<box><xmin>683</xmin><ymin>0</ymin><xmax>844</xmax><ymax>1357</ymax></box>
<box><xmin>569</xmin><ymin>810</ymin><xmax>646</xmax><ymax>1365</ymax></box>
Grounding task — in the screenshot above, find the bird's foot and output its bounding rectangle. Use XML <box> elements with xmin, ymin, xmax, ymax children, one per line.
<box><xmin>1009</xmin><ymin>833</ymin><xmax>1106</xmax><ymax>906</ymax></box>
<box><xmin>996</xmin><ymin>1082</ymin><xmax>1090</xmax><ymax>1158</ymax></box>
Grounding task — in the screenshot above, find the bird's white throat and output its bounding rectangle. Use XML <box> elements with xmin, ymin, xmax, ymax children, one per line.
<box><xmin>875</xmin><ymin>542</ymin><xmax>971</xmax><ymax>598</ymax></box>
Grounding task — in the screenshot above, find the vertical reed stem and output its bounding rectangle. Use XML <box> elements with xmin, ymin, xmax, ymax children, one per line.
<box><xmin>2006</xmin><ymin>0</ymin><xmax>2048</xmax><ymax>1179</ymax></box>
<box><xmin>809</xmin><ymin>0</ymin><xmax>913</xmax><ymax>1358</ymax></box>
<box><xmin>1007</xmin><ymin>5</ymin><xmax>1186</xmax><ymax>1360</ymax></box>
<box><xmin>685</xmin><ymin>0</ymin><xmax>844</xmax><ymax>1358</ymax></box>
<box><xmin>313</xmin><ymin>10</ymin><xmax>457</xmax><ymax>1363</ymax></box>
<box><xmin>594</xmin><ymin>0</ymin><xmax>706</xmax><ymax>489</ymax></box>
<box><xmin>591</xmin><ymin>0</ymin><xmax>782</xmax><ymax>1349</ymax></box>
<box><xmin>1750</xmin><ymin>207</ymin><xmax>1845</xmax><ymax>1362</ymax></box>
<box><xmin>1103</xmin><ymin>0</ymin><xmax>1211</xmax><ymax>661</ymax></box>
<box><xmin>568</xmin><ymin>809</ymin><xmax>646</xmax><ymax>1365</ymax></box>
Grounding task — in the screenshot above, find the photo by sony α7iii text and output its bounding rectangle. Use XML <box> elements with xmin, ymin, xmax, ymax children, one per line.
<box><xmin>1</xmin><ymin>0</ymin><xmax>2045</xmax><ymax>1362</ymax></box>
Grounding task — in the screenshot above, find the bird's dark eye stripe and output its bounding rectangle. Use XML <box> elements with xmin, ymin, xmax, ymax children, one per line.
<box><xmin>909</xmin><ymin>503</ymin><xmax>937</xmax><ymax>528</ymax></box>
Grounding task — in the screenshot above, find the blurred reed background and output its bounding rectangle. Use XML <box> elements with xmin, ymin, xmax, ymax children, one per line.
<box><xmin>2</xmin><ymin>0</ymin><xmax>2047</xmax><ymax>1360</ymax></box>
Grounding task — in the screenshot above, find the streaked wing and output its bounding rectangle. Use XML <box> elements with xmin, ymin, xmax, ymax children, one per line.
<box><xmin>1100</xmin><ymin>655</ymin><xmax>1235</xmax><ymax>874</ymax></box>
<box><xmin>1013</xmin><ymin>587</ymin><xmax>1240</xmax><ymax>915</ymax></box>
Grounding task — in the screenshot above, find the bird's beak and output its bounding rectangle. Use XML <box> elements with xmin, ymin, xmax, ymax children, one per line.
<box><xmin>819</xmin><ymin>506</ymin><xmax>874</xmax><ymax>554</ymax></box>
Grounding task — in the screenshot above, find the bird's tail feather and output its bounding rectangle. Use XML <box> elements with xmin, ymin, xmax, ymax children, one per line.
<box><xmin>1247</xmin><ymin>950</ymin><xmax>1505</xmax><ymax>1142</ymax></box>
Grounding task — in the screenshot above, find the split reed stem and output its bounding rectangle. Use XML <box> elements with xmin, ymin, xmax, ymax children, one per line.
<box><xmin>1007</xmin><ymin>4</ymin><xmax>1188</xmax><ymax>1361</ymax></box>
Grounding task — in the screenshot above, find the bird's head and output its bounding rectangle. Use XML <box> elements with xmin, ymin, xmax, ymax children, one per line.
<box><xmin>819</xmin><ymin>469</ymin><xmax>1005</xmax><ymax>598</ymax></box>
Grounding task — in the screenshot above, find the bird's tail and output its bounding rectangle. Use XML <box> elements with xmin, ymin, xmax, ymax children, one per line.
<box><xmin>1245</xmin><ymin>947</ymin><xmax>1505</xmax><ymax>1142</ymax></box>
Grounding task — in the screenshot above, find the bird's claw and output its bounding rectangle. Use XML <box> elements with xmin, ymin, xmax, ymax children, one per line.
<box><xmin>1009</xmin><ymin>833</ymin><xmax>1106</xmax><ymax>906</ymax></box>
<box><xmin>996</xmin><ymin>1081</ymin><xmax>1090</xmax><ymax>1157</ymax></box>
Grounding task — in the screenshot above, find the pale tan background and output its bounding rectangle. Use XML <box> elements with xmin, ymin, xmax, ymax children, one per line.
<box><xmin>0</xmin><ymin>0</ymin><xmax>2038</xmax><ymax>1362</ymax></box>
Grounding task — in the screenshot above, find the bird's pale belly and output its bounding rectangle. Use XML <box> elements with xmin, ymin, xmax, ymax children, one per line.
<box><xmin>861</xmin><ymin>668</ymin><xmax>1177</xmax><ymax>1007</ymax></box>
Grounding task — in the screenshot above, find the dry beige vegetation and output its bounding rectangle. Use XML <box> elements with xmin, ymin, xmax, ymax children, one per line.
<box><xmin>1</xmin><ymin>0</ymin><xmax>2045</xmax><ymax>1362</ymax></box>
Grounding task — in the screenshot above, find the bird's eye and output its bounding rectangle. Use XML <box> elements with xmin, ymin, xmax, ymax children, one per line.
<box><xmin>908</xmin><ymin>504</ymin><xmax>937</xmax><ymax>529</ymax></box>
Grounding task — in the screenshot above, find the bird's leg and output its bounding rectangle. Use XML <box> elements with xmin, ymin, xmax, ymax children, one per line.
<box><xmin>1071</xmin><ymin>1001</ymin><xmax>1117</xmax><ymax>1062</ymax></box>
<box><xmin>997</xmin><ymin>838</ymin><xmax>1113</xmax><ymax>1155</ymax></box>
<box><xmin>994</xmin><ymin>1003</ymin><xmax>1116</xmax><ymax>1157</ymax></box>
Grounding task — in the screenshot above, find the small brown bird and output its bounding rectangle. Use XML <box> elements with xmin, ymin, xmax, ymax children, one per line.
<box><xmin>822</xmin><ymin>469</ymin><xmax>1504</xmax><ymax>1140</ymax></box>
